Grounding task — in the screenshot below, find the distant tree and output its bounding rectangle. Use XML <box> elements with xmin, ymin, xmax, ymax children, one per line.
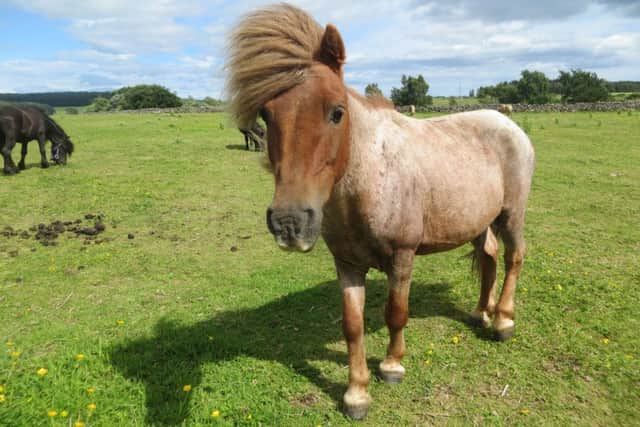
<box><xmin>114</xmin><ymin>85</ymin><xmax>182</xmax><ymax>110</ymax></box>
<box><xmin>86</xmin><ymin>97</ymin><xmax>110</xmax><ymax>112</ymax></box>
<box><xmin>364</xmin><ymin>83</ymin><xmax>383</xmax><ymax>98</ymax></box>
<box><xmin>468</xmin><ymin>89</ymin><xmax>475</xmax><ymax>97</ymax></box>
<box><xmin>517</xmin><ymin>70</ymin><xmax>551</xmax><ymax>104</ymax></box>
<box><xmin>203</xmin><ymin>96</ymin><xmax>224</xmax><ymax>106</ymax></box>
<box><xmin>494</xmin><ymin>81</ymin><xmax>521</xmax><ymax>104</ymax></box>
<box><xmin>390</xmin><ymin>75</ymin><xmax>432</xmax><ymax>106</ymax></box>
<box><xmin>558</xmin><ymin>69</ymin><xmax>609</xmax><ymax>103</ymax></box>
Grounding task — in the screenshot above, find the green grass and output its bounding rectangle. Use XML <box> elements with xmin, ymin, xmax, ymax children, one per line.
<box><xmin>1</xmin><ymin>111</ymin><xmax>639</xmax><ymax>426</ymax></box>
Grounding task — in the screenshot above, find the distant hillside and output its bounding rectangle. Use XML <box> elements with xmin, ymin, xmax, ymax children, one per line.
<box><xmin>0</xmin><ymin>91</ymin><xmax>112</xmax><ymax>107</ymax></box>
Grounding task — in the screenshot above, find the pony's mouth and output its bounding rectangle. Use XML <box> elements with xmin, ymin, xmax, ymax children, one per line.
<box><xmin>274</xmin><ymin>234</ymin><xmax>318</xmax><ymax>253</ymax></box>
<box><xmin>266</xmin><ymin>207</ymin><xmax>321</xmax><ymax>253</ymax></box>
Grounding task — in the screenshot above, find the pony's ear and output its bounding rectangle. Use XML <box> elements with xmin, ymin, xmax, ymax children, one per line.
<box><xmin>316</xmin><ymin>24</ymin><xmax>346</xmax><ymax>76</ymax></box>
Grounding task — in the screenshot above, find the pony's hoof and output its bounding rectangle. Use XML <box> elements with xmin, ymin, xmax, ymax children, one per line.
<box><xmin>41</xmin><ymin>162</ymin><xmax>49</xmax><ymax>169</ymax></box>
<box><xmin>343</xmin><ymin>402</ymin><xmax>369</xmax><ymax>420</ymax></box>
<box><xmin>18</xmin><ymin>163</ymin><xmax>26</xmax><ymax>170</ymax></box>
<box><xmin>468</xmin><ymin>310</ymin><xmax>492</xmax><ymax>328</ymax></box>
<box><xmin>343</xmin><ymin>390</ymin><xmax>371</xmax><ymax>420</ymax></box>
<box><xmin>494</xmin><ymin>318</ymin><xmax>515</xmax><ymax>341</ymax></box>
<box><xmin>379</xmin><ymin>360</ymin><xmax>405</xmax><ymax>384</ymax></box>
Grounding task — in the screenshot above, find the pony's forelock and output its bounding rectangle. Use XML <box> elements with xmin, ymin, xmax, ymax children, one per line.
<box><xmin>225</xmin><ymin>3</ymin><xmax>325</xmax><ymax>129</ymax></box>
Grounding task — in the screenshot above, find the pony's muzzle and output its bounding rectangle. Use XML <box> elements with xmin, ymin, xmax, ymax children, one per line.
<box><xmin>266</xmin><ymin>206</ymin><xmax>319</xmax><ymax>252</ymax></box>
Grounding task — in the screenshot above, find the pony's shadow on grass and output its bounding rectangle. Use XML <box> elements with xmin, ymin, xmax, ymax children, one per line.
<box><xmin>225</xmin><ymin>144</ymin><xmax>248</xmax><ymax>151</ymax></box>
<box><xmin>110</xmin><ymin>279</ymin><xmax>470</xmax><ymax>425</ymax></box>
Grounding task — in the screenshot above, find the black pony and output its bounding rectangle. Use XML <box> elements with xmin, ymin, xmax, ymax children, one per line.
<box><xmin>0</xmin><ymin>105</ymin><xmax>74</xmax><ymax>175</ymax></box>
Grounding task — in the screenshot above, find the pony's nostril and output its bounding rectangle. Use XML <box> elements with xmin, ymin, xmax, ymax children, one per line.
<box><xmin>304</xmin><ymin>208</ymin><xmax>315</xmax><ymax>223</ymax></box>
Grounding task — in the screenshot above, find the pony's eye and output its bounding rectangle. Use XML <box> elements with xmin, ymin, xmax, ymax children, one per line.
<box><xmin>330</xmin><ymin>107</ymin><xmax>344</xmax><ymax>124</ymax></box>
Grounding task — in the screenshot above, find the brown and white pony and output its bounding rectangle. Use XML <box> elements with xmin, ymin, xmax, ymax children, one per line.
<box><xmin>226</xmin><ymin>4</ymin><xmax>534</xmax><ymax>419</ymax></box>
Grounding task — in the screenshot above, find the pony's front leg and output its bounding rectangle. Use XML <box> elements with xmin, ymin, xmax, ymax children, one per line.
<box><xmin>336</xmin><ymin>260</ymin><xmax>371</xmax><ymax>420</ymax></box>
<box><xmin>380</xmin><ymin>250</ymin><xmax>414</xmax><ymax>383</ymax></box>
<box><xmin>18</xmin><ymin>142</ymin><xmax>28</xmax><ymax>170</ymax></box>
<box><xmin>1</xmin><ymin>137</ymin><xmax>18</xmax><ymax>174</ymax></box>
<box><xmin>37</xmin><ymin>136</ymin><xmax>49</xmax><ymax>168</ymax></box>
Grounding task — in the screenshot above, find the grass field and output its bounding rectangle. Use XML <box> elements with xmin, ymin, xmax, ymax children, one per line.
<box><xmin>1</xmin><ymin>110</ymin><xmax>639</xmax><ymax>426</ymax></box>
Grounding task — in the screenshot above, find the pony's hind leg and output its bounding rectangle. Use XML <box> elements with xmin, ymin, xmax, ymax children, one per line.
<box><xmin>494</xmin><ymin>220</ymin><xmax>526</xmax><ymax>341</ymax></box>
<box><xmin>469</xmin><ymin>227</ymin><xmax>499</xmax><ymax>328</ymax></box>
<box><xmin>379</xmin><ymin>250</ymin><xmax>414</xmax><ymax>384</ymax></box>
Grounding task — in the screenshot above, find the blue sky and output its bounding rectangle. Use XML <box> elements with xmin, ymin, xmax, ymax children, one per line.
<box><xmin>1</xmin><ymin>1</ymin><xmax>639</xmax><ymax>98</ymax></box>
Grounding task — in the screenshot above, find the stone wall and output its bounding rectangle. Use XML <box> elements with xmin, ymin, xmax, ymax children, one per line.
<box><xmin>414</xmin><ymin>100</ymin><xmax>640</xmax><ymax>114</ymax></box>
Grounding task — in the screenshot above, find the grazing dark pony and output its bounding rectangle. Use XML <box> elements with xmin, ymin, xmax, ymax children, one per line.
<box><xmin>238</xmin><ymin>122</ymin><xmax>266</xmax><ymax>151</ymax></box>
<box><xmin>0</xmin><ymin>105</ymin><xmax>74</xmax><ymax>175</ymax></box>
<box><xmin>226</xmin><ymin>4</ymin><xmax>535</xmax><ymax>419</ymax></box>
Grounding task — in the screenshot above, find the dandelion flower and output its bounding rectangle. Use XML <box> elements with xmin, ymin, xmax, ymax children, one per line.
<box><xmin>5</xmin><ymin>341</ymin><xmax>14</xmax><ymax>347</ymax></box>
<box><xmin>0</xmin><ymin>394</ymin><xmax>5</xmax><ymax>403</ymax></box>
<box><xmin>555</xmin><ymin>284</ymin><xmax>563</xmax><ymax>291</ymax></box>
<box><xmin>87</xmin><ymin>403</ymin><xmax>96</xmax><ymax>411</ymax></box>
<box><xmin>427</xmin><ymin>349</ymin><xmax>433</xmax><ymax>356</ymax></box>
<box><xmin>424</xmin><ymin>359</ymin><xmax>431</xmax><ymax>366</ymax></box>
<box><xmin>36</xmin><ymin>367</ymin><xmax>48</xmax><ymax>376</ymax></box>
<box><xmin>47</xmin><ymin>410</ymin><xmax>58</xmax><ymax>417</ymax></box>
<box><xmin>183</xmin><ymin>384</ymin><xmax>192</xmax><ymax>392</ymax></box>
<box><xmin>9</xmin><ymin>350</ymin><xmax>21</xmax><ymax>358</ymax></box>
<box><xmin>520</xmin><ymin>408</ymin><xmax>530</xmax><ymax>415</ymax></box>
<box><xmin>601</xmin><ymin>337</ymin><xmax>610</xmax><ymax>345</ymax></box>
<box><xmin>246</xmin><ymin>414</ymin><xmax>252</xmax><ymax>420</ymax></box>
<box><xmin>74</xmin><ymin>421</ymin><xmax>86</xmax><ymax>427</ymax></box>
<box><xmin>86</xmin><ymin>387</ymin><xmax>96</xmax><ymax>394</ymax></box>
<box><xmin>452</xmin><ymin>335</ymin><xmax>460</xmax><ymax>345</ymax></box>
<box><xmin>76</xmin><ymin>353</ymin><xmax>86</xmax><ymax>361</ymax></box>
<box><xmin>211</xmin><ymin>410</ymin><xmax>220</xmax><ymax>417</ymax></box>
<box><xmin>116</xmin><ymin>319</ymin><xmax>125</xmax><ymax>326</ymax></box>
<box><xmin>60</xmin><ymin>410</ymin><xmax>69</xmax><ymax>417</ymax></box>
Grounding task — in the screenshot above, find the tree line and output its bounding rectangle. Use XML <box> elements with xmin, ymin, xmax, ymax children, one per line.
<box><xmin>366</xmin><ymin>69</ymin><xmax>639</xmax><ymax>107</ymax></box>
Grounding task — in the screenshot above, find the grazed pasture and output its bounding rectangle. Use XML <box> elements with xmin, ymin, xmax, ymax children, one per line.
<box><xmin>1</xmin><ymin>111</ymin><xmax>638</xmax><ymax>426</ymax></box>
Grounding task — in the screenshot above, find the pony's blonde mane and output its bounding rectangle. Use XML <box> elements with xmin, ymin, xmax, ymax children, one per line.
<box><xmin>226</xmin><ymin>3</ymin><xmax>325</xmax><ymax>128</ymax></box>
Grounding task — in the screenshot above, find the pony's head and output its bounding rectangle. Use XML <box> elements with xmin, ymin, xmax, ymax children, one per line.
<box><xmin>227</xmin><ymin>4</ymin><xmax>350</xmax><ymax>252</ymax></box>
<box><xmin>51</xmin><ymin>134</ymin><xmax>74</xmax><ymax>165</ymax></box>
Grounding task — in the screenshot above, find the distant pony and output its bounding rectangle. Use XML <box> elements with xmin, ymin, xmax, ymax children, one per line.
<box><xmin>0</xmin><ymin>105</ymin><xmax>74</xmax><ymax>175</ymax></box>
<box><xmin>498</xmin><ymin>104</ymin><xmax>513</xmax><ymax>116</ymax></box>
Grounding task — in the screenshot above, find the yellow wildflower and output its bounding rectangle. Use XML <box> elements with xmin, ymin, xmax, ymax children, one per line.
<box><xmin>452</xmin><ymin>335</ymin><xmax>460</xmax><ymax>345</ymax></box>
<box><xmin>60</xmin><ymin>410</ymin><xmax>69</xmax><ymax>417</ymax></box>
<box><xmin>211</xmin><ymin>410</ymin><xmax>220</xmax><ymax>417</ymax></box>
<box><xmin>87</xmin><ymin>387</ymin><xmax>96</xmax><ymax>394</ymax></box>
<box><xmin>36</xmin><ymin>367</ymin><xmax>48</xmax><ymax>376</ymax></box>
<box><xmin>427</xmin><ymin>349</ymin><xmax>433</xmax><ymax>356</ymax></box>
<box><xmin>47</xmin><ymin>410</ymin><xmax>58</xmax><ymax>417</ymax></box>
<box><xmin>183</xmin><ymin>384</ymin><xmax>192</xmax><ymax>392</ymax></box>
<box><xmin>5</xmin><ymin>341</ymin><xmax>14</xmax><ymax>347</ymax></box>
<box><xmin>87</xmin><ymin>403</ymin><xmax>96</xmax><ymax>411</ymax></box>
<box><xmin>0</xmin><ymin>394</ymin><xmax>5</xmax><ymax>403</ymax></box>
<box><xmin>246</xmin><ymin>414</ymin><xmax>252</xmax><ymax>420</ymax></box>
<box><xmin>76</xmin><ymin>353</ymin><xmax>86</xmax><ymax>361</ymax></box>
<box><xmin>424</xmin><ymin>359</ymin><xmax>432</xmax><ymax>366</ymax></box>
<box><xmin>520</xmin><ymin>408</ymin><xmax>530</xmax><ymax>415</ymax></box>
<box><xmin>116</xmin><ymin>319</ymin><xmax>125</xmax><ymax>326</ymax></box>
<box><xmin>9</xmin><ymin>350</ymin><xmax>21</xmax><ymax>358</ymax></box>
<box><xmin>0</xmin><ymin>385</ymin><xmax>4</xmax><ymax>393</ymax></box>
<box><xmin>48</xmin><ymin>266</ymin><xmax>56</xmax><ymax>272</ymax></box>
<box><xmin>601</xmin><ymin>337</ymin><xmax>610</xmax><ymax>345</ymax></box>
<box><xmin>74</xmin><ymin>421</ymin><xmax>86</xmax><ymax>427</ymax></box>
<box><xmin>555</xmin><ymin>284</ymin><xmax>563</xmax><ymax>291</ymax></box>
